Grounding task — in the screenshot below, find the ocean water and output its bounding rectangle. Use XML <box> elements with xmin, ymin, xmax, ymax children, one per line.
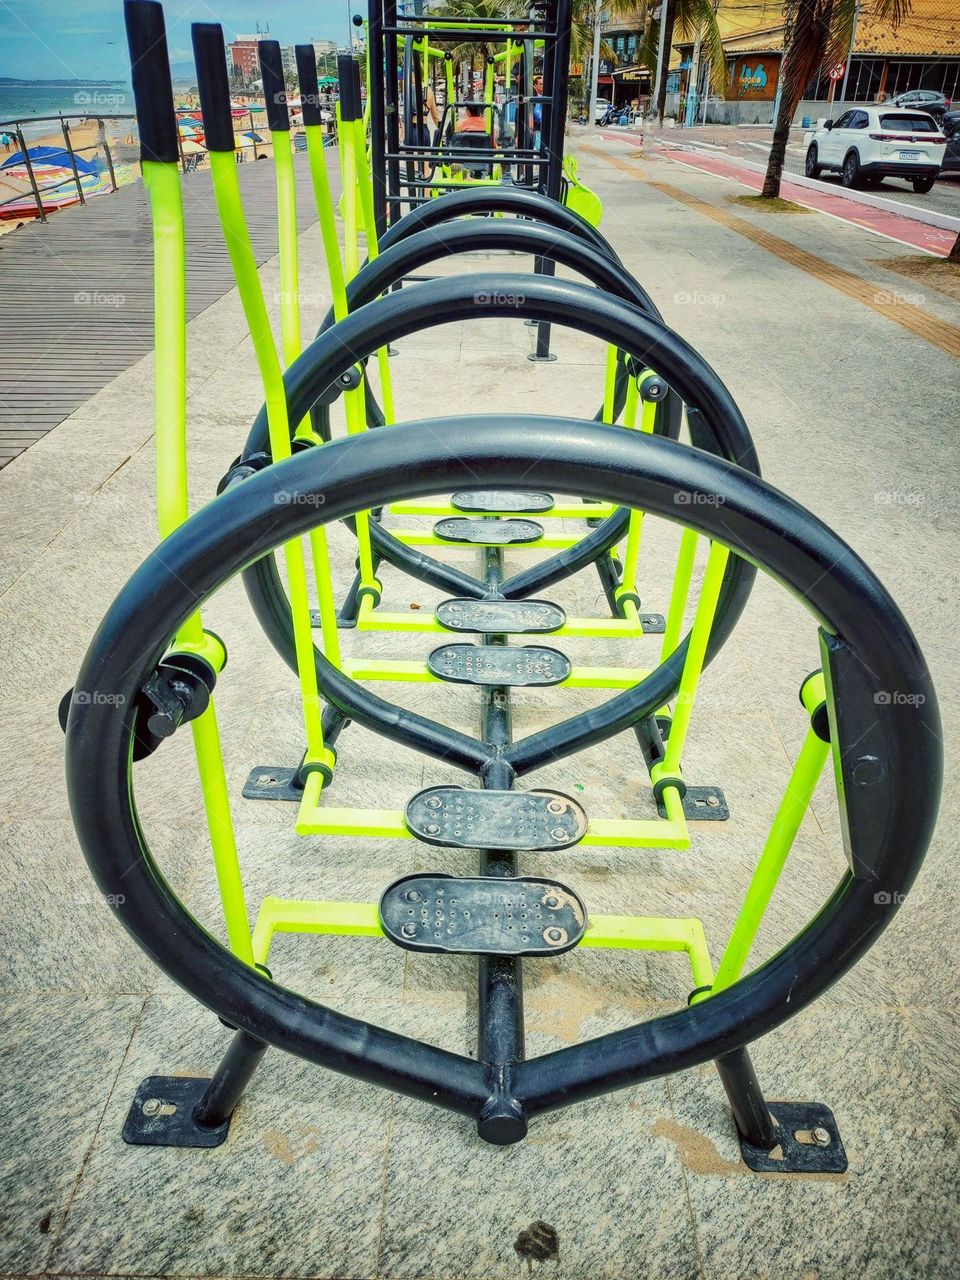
<box><xmin>0</xmin><ymin>83</ymin><xmax>135</xmax><ymax>139</ymax></box>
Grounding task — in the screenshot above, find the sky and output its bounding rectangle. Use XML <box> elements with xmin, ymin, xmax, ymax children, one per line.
<box><xmin>0</xmin><ymin>0</ymin><xmax>355</xmax><ymax>79</ymax></box>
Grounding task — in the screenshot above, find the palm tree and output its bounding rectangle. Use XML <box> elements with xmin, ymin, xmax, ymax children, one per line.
<box><xmin>760</xmin><ymin>0</ymin><xmax>909</xmax><ymax>198</ymax></box>
<box><xmin>638</xmin><ymin>0</ymin><xmax>726</xmax><ymax>123</ymax></box>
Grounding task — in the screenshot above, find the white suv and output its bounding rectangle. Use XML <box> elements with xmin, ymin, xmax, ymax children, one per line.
<box><xmin>804</xmin><ymin>105</ymin><xmax>946</xmax><ymax>193</ymax></box>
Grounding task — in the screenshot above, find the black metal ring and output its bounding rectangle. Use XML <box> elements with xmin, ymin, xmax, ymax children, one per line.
<box><xmin>241</xmin><ymin>274</ymin><xmax>757</xmax><ymax>770</ymax></box>
<box><xmin>65</xmin><ymin>417</ymin><xmax>941</xmax><ymax>1122</ymax></box>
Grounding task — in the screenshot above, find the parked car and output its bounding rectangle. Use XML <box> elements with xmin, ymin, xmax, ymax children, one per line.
<box><xmin>804</xmin><ymin>106</ymin><xmax>947</xmax><ymax>192</ymax></box>
<box><xmin>941</xmin><ymin>107</ymin><xmax>960</xmax><ymax>175</ymax></box>
<box><xmin>593</xmin><ymin>97</ymin><xmax>611</xmax><ymax>123</ymax></box>
<box><xmin>887</xmin><ymin>89</ymin><xmax>951</xmax><ymax>124</ymax></box>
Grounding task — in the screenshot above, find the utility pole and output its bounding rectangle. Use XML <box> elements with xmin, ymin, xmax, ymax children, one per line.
<box><xmin>685</xmin><ymin>27</ymin><xmax>702</xmax><ymax>127</ymax></box>
<box><xmin>651</xmin><ymin>4</ymin><xmax>667</xmax><ymax>109</ymax></box>
<box><xmin>588</xmin><ymin>0</ymin><xmax>603</xmax><ymax>127</ymax></box>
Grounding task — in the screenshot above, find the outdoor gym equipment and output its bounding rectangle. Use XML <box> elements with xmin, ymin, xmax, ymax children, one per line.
<box><xmin>65</xmin><ymin>414</ymin><xmax>942</xmax><ymax>1166</ymax></box>
<box><xmin>67</xmin><ymin>2</ymin><xmax>939</xmax><ymax>1173</ymax></box>
<box><xmin>368</xmin><ymin>0</ymin><xmax>575</xmax><ymax>227</ymax></box>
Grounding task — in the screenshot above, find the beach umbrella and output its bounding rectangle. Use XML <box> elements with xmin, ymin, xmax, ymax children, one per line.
<box><xmin>248</xmin><ymin>103</ymin><xmax>265</xmax><ymax>111</ymax></box>
<box><xmin>233</xmin><ymin>131</ymin><xmax>265</xmax><ymax>148</ymax></box>
<box><xmin>180</xmin><ymin>138</ymin><xmax>205</xmax><ymax>154</ymax></box>
<box><xmin>178</xmin><ymin>123</ymin><xmax>199</xmax><ymax>136</ymax></box>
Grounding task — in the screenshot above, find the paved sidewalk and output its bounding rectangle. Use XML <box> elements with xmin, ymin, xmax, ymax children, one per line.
<box><xmin>1</xmin><ymin>139</ymin><xmax>958</xmax><ymax>1279</ymax></box>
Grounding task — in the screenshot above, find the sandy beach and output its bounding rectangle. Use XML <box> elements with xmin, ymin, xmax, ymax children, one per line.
<box><xmin>0</xmin><ymin>99</ymin><xmax>285</xmax><ymax>237</ymax></box>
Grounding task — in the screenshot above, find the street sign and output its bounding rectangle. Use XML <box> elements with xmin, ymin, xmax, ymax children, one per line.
<box><xmin>829</xmin><ymin>63</ymin><xmax>845</xmax><ymax>80</ymax></box>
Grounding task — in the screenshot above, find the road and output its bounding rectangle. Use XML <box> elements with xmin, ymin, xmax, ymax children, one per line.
<box><xmin>637</xmin><ymin>122</ymin><xmax>960</xmax><ymax>220</ymax></box>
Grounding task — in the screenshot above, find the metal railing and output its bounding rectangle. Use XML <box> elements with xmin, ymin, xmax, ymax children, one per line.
<box><xmin>0</xmin><ymin>102</ymin><xmax>336</xmax><ymax>223</ymax></box>
<box><xmin>0</xmin><ymin>113</ymin><xmax>138</xmax><ymax>222</ymax></box>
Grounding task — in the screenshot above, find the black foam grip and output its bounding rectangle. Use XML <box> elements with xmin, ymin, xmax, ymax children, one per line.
<box><xmin>124</xmin><ymin>0</ymin><xmax>179</xmax><ymax>164</ymax></box>
<box><xmin>295</xmin><ymin>44</ymin><xmax>323</xmax><ymax>127</ymax></box>
<box><xmin>191</xmin><ymin>23</ymin><xmax>235</xmax><ymax>152</ymax></box>
<box><xmin>259</xmin><ymin>40</ymin><xmax>289</xmax><ymax>132</ymax></box>
<box><xmin>338</xmin><ymin>55</ymin><xmax>360</xmax><ymax>122</ymax></box>
<box><xmin>352</xmin><ymin>59</ymin><xmax>362</xmax><ymax>111</ymax></box>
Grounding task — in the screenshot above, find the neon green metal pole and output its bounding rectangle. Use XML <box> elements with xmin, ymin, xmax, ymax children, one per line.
<box><xmin>619</xmin><ymin>382</ymin><xmax>654</xmax><ymax>595</ymax></box>
<box><xmin>271</xmin><ymin>129</ymin><xmax>342</xmax><ymax>668</ymax></box>
<box><xmin>208</xmin><ymin>150</ymin><xmax>330</xmax><ymax>765</ymax></box>
<box><xmin>659</xmin><ymin>540</ymin><xmax>731</xmax><ymax>773</ymax></box>
<box><xmin>338</xmin><ymin>104</ymin><xmax>377</xmax><ymax>588</ymax></box>
<box><xmin>660</xmin><ymin>526</ymin><xmax>699</xmax><ymax>660</ymax></box>
<box><xmin>273</xmin><ymin>131</ymin><xmax>302</xmax><ymax>367</ymax></box>
<box><xmin>143</xmin><ymin>159</ymin><xmax>253</xmax><ymax>965</ymax></box>
<box><xmin>352</xmin><ymin>112</ymin><xmax>395</xmax><ymax>424</ymax></box>
<box><xmin>711</xmin><ymin>721</ymin><xmax>830</xmax><ymax>994</ymax></box>
<box><xmin>305</xmin><ymin>124</ymin><xmax>348</xmax><ymax>317</ymax></box>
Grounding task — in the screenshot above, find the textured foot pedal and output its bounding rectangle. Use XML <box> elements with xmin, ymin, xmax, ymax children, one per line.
<box><xmin>657</xmin><ymin>785</ymin><xmax>728</xmax><ymax>820</ymax></box>
<box><xmin>434</xmin><ymin>517</ymin><xmax>543</xmax><ymax>545</ymax></box>
<box><xmin>428</xmin><ymin>643</ymin><xmax>571</xmax><ymax>687</ymax></box>
<box><xmin>405</xmin><ymin>786</ymin><xmax>587</xmax><ymax>851</ymax></box>
<box><xmin>739</xmin><ymin>1102</ymin><xmax>848</xmax><ymax>1174</ymax></box>
<box><xmin>436</xmin><ymin>598</ymin><xmax>565</xmax><ymax>634</ymax></box>
<box><xmin>380</xmin><ymin>873</ymin><xmax>586</xmax><ymax>956</ymax></box>
<box><xmin>452</xmin><ymin>489</ymin><xmax>554</xmax><ymax>514</ymax></box>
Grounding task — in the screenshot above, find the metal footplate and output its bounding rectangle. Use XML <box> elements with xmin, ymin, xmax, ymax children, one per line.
<box><xmin>434</xmin><ymin>517</ymin><xmax>543</xmax><ymax>545</ymax></box>
<box><xmin>452</xmin><ymin>489</ymin><xmax>554</xmax><ymax>514</ymax></box>
<box><xmin>436</xmin><ymin>598</ymin><xmax>565</xmax><ymax>634</ymax></box>
<box><xmin>379</xmin><ymin>873</ymin><xmax>587</xmax><ymax>956</ymax></box>
<box><xmin>404</xmin><ymin>786</ymin><xmax>588</xmax><ymax>851</ymax></box>
<box><xmin>738</xmin><ymin>1102</ymin><xmax>848</xmax><ymax>1174</ymax></box>
<box><xmin>428</xmin><ymin>643</ymin><xmax>571</xmax><ymax>687</ymax></box>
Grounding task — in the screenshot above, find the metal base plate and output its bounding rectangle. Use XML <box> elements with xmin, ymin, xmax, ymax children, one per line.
<box><xmin>311</xmin><ymin>608</ymin><xmax>358</xmax><ymax>630</ymax></box>
<box><xmin>242</xmin><ymin>766</ymin><xmax>303</xmax><ymax>801</ymax></box>
<box><xmin>434</xmin><ymin>517</ymin><xmax>543</xmax><ymax>545</ymax></box>
<box><xmin>452</xmin><ymin>489</ymin><xmax>554</xmax><ymax>514</ymax></box>
<box><xmin>428</xmin><ymin>643</ymin><xmax>571</xmax><ymax>687</ymax></box>
<box><xmin>436</xmin><ymin>598</ymin><xmax>565</xmax><ymax>634</ymax></box>
<box><xmin>640</xmin><ymin>613</ymin><xmax>666</xmax><ymax>634</ymax></box>
<box><xmin>657</xmin><ymin>785</ymin><xmax>729</xmax><ymax>820</ymax></box>
<box><xmin>122</xmin><ymin>1076</ymin><xmax>230</xmax><ymax>1148</ymax></box>
<box><xmin>739</xmin><ymin>1102</ymin><xmax>848</xmax><ymax>1174</ymax></box>
<box><xmin>405</xmin><ymin>786</ymin><xmax>588</xmax><ymax>851</ymax></box>
<box><xmin>380</xmin><ymin>873</ymin><xmax>587</xmax><ymax>956</ymax></box>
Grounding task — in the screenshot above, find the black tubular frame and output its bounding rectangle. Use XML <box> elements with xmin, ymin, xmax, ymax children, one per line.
<box><xmin>367</xmin><ymin>0</ymin><xmax>575</xmax><ymax>229</ymax></box>
<box><xmin>302</xmin><ymin>218</ymin><xmax>669</xmax><ymax>597</ymax></box>
<box><xmin>65</xmin><ymin>417</ymin><xmax>942</xmax><ymax>1132</ymax></box>
<box><xmin>239</xmin><ymin>273</ymin><xmax>757</xmax><ymax>771</ymax></box>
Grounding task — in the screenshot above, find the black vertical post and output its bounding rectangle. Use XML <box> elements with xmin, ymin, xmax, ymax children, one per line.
<box><xmin>192</xmin><ymin>1030</ymin><xmax>269</xmax><ymax>1128</ymax></box>
<box><xmin>528</xmin><ymin>0</ymin><xmax>573</xmax><ymax>363</ymax></box>
<box><xmin>383</xmin><ymin>0</ymin><xmax>402</xmax><ymax>223</ymax></box>
<box><xmin>476</xmin><ymin>544</ymin><xmax>526</xmax><ymax>1143</ymax></box>
<box><xmin>714</xmin><ymin>1046</ymin><xmax>779</xmax><ymax>1148</ymax></box>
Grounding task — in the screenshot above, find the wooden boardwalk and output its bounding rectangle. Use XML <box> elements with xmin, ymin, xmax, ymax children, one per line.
<box><xmin>0</xmin><ymin>156</ymin><xmax>319</xmax><ymax>467</ymax></box>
